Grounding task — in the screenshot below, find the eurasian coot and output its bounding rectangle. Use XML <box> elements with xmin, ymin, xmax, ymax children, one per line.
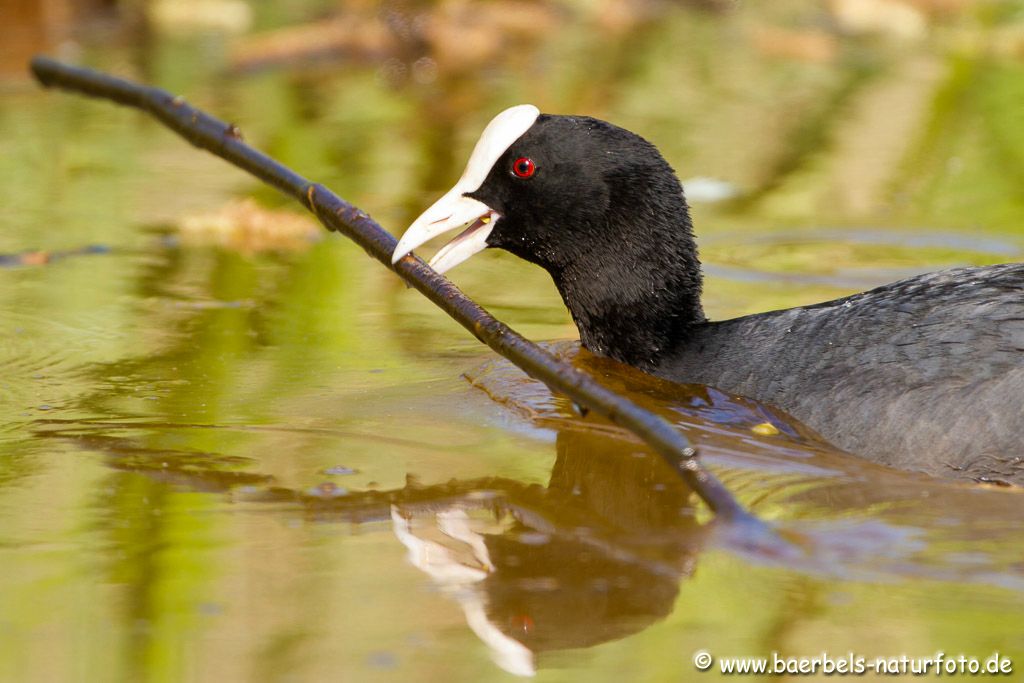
<box><xmin>393</xmin><ymin>105</ymin><xmax>1024</xmax><ymax>483</ymax></box>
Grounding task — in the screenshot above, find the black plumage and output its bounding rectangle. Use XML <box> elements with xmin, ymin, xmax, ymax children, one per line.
<box><xmin>662</xmin><ymin>265</ymin><xmax>1024</xmax><ymax>479</ymax></box>
<box><xmin>402</xmin><ymin>110</ymin><xmax>1024</xmax><ymax>483</ymax></box>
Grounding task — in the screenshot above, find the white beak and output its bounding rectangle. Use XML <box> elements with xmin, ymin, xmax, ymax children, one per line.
<box><xmin>391</xmin><ymin>104</ymin><xmax>540</xmax><ymax>274</ymax></box>
<box><xmin>391</xmin><ymin>190</ymin><xmax>500</xmax><ymax>275</ymax></box>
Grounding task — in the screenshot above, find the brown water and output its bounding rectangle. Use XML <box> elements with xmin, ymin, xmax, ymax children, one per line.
<box><xmin>2</xmin><ymin>1</ymin><xmax>1024</xmax><ymax>680</ymax></box>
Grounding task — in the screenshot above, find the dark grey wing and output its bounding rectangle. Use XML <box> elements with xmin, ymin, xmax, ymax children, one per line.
<box><xmin>660</xmin><ymin>263</ymin><xmax>1024</xmax><ymax>481</ymax></box>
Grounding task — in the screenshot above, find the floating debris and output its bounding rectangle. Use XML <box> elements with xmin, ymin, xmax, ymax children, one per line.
<box><xmin>176</xmin><ymin>198</ymin><xmax>322</xmax><ymax>254</ymax></box>
<box><xmin>0</xmin><ymin>244</ymin><xmax>110</xmax><ymax>268</ymax></box>
<box><xmin>751</xmin><ymin>422</ymin><xmax>781</xmax><ymax>436</ymax></box>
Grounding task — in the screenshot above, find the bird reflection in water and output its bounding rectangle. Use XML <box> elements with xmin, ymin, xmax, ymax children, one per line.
<box><xmin>390</xmin><ymin>427</ymin><xmax>706</xmax><ymax>676</ymax></box>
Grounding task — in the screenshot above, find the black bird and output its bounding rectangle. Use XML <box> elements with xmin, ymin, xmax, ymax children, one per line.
<box><xmin>393</xmin><ymin>105</ymin><xmax>1024</xmax><ymax>483</ymax></box>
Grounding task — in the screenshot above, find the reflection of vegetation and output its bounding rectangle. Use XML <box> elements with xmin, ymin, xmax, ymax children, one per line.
<box><xmin>898</xmin><ymin>55</ymin><xmax>1024</xmax><ymax>230</ymax></box>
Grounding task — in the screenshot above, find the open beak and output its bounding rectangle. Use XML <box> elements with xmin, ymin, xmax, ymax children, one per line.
<box><xmin>391</xmin><ymin>189</ymin><xmax>499</xmax><ymax>275</ymax></box>
<box><xmin>391</xmin><ymin>104</ymin><xmax>540</xmax><ymax>274</ymax></box>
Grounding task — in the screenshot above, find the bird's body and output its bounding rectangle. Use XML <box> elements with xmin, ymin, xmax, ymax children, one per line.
<box><xmin>394</xmin><ymin>105</ymin><xmax>1024</xmax><ymax>483</ymax></box>
<box><xmin>659</xmin><ymin>264</ymin><xmax>1024</xmax><ymax>479</ymax></box>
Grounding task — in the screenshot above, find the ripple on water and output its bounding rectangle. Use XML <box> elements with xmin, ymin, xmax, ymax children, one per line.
<box><xmin>0</xmin><ymin>305</ymin><xmax>130</xmax><ymax>444</ymax></box>
<box><xmin>464</xmin><ymin>340</ymin><xmax>1024</xmax><ymax>593</ymax></box>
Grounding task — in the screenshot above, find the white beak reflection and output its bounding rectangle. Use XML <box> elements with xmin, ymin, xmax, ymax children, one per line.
<box><xmin>391</xmin><ymin>505</ymin><xmax>537</xmax><ymax>677</ymax></box>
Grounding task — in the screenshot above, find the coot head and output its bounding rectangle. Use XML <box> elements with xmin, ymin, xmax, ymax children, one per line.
<box><xmin>393</xmin><ymin>105</ymin><xmax>705</xmax><ymax>368</ymax></box>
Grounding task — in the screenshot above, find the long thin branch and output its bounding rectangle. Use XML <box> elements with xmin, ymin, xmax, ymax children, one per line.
<box><xmin>30</xmin><ymin>56</ymin><xmax>758</xmax><ymax>524</ymax></box>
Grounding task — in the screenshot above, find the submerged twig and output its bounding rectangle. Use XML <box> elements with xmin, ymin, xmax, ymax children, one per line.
<box><xmin>29</xmin><ymin>56</ymin><xmax>759</xmax><ymax>524</ymax></box>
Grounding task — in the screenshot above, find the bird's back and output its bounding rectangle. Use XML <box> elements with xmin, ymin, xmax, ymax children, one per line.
<box><xmin>658</xmin><ymin>263</ymin><xmax>1024</xmax><ymax>482</ymax></box>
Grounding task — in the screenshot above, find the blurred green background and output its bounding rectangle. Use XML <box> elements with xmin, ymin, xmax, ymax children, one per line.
<box><xmin>1</xmin><ymin>0</ymin><xmax>1023</xmax><ymax>681</ymax></box>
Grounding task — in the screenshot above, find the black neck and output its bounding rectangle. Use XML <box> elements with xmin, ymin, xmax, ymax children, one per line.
<box><xmin>550</xmin><ymin>200</ymin><xmax>705</xmax><ymax>369</ymax></box>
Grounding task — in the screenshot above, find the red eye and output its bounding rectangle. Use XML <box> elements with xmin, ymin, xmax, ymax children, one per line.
<box><xmin>511</xmin><ymin>157</ymin><xmax>536</xmax><ymax>179</ymax></box>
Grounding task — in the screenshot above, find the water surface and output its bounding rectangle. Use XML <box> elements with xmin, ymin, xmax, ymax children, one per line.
<box><xmin>2</xmin><ymin>1</ymin><xmax>1023</xmax><ymax>680</ymax></box>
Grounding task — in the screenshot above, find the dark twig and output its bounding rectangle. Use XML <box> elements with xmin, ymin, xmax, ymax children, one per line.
<box><xmin>29</xmin><ymin>56</ymin><xmax>759</xmax><ymax>524</ymax></box>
